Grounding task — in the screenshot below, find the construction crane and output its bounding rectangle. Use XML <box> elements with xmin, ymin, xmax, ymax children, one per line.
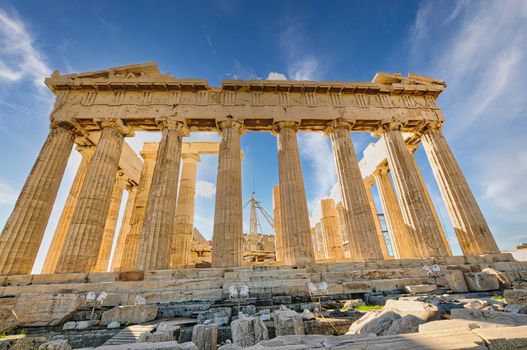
<box><xmin>244</xmin><ymin>167</ymin><xmax>274</xmax><ymax>236</ymax></box>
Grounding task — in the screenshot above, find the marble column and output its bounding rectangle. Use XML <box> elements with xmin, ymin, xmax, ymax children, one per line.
<box><xmin>327</xmin><ymin>120</ymin><xmax>383</xmax><ymax>261</ymax></box>
<box><xmin>374</xmin><ymin>167</ymin><xmax>415</xmax><ymax>259</ymax></box>
<box><xmin>336</xmin><ymin>202</ymin><xmax>351</xmax><ymax>258</ymax></box>
<box><xmin>272</xmin><ymin>185</ymin><xmax>285</xmax><ymax>262</ymax></box>
<box><xmin>409</xmin><ymin>149</ymin><xmax>452</xmax><ymax>256</ymax></box>
<box><xmin>421</xmin><ymin>125</ymin><xmax>500</xmax><ymax>254</ymax></box>
<box><xmin>136</xmin><ymin>119</ymin><xmax>186</xmax><ymax>271</ymax></box>
<box><xmin>56</xmin><ymin>121</ymin><xmax>127</xmax><ymax>273</ymax></box>
<box><xmin>94</xmin><ymin>173</ymin><xmax>126</xmax><ymax>272</ymax></box>
<box><xmin>42</xmin><ymin>145</ymin><xmax>94</xmax><ymax>274</ymax></box>
<box><xmin>171</xmin><ymin>153</ymin><xmax>200</xmax><ymax>267</ymax></box>
<box><xmin>0</xmin><ymin>122</ymin><xmax>75</xmax><ymax>275</ymax></box>
<box><xmin>118</xmin><ymin>144</ymin><xmax>157</xmax><ymax>271</ymax></box>
<box><xmin>212</xmin><ymin>120</ymin><xmax>243</xmax><ymax>268</ymax></box>
<box><xmin>110</xmin><ymin>185</ymin><xmax>137</xmax><ymax>272</ymax></box>
<box><xmin>364</xmin><ymin>178</ymin><xmax>391</xmax><ymax>259</ymax></box>
<box><xmin>380</xmin><ymin>123</ymin><xmax>448</xmax><ymax>257</ymax></box>
<box><xmin>275</xmin><ymin>121</ymin><xmax>315</xmax><ymax>265</ymax></box>
<box><xmin>320</xmin><ymin>199</ymin><xmax>345</xmax><ymax>259</ymax></box>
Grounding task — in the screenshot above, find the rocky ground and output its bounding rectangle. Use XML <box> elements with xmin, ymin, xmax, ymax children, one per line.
<box><xmin>1</xmin><ymin>287</ymin><xmax>527</xmax><ymax>349</ymax></box>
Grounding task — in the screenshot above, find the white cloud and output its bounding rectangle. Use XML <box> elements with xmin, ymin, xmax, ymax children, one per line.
<box><xmin>407</xmin><ymin>0</ymin><xmax>527</xmax><ymax>250</ymax></box>
<box><xmin>196</xmin><ymin>180</ymin><xmax>215</xmax><ymax>198</ymax></box>
<box><xmin>266</xmin><ymin>72</ymin><xmax>287</xmax><ymax>80</ymax></box>
<box><xmin>298</xmin><ymin>132</ymin><xmax>336</xmax><ymax>212</ymax></box>
<box><xmin>0</xmin><ymin>8</ymin><xmax>51</xmax><ymax>87</ymax></box>
<box><xmin>289</xmin><ymin>57</ymin><xmax>319</xmax><ymax>81</ymax></box>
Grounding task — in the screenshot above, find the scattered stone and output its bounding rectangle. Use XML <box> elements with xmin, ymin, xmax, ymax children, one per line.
<box><xmin>342</xmin><ymin>299</ymin><xmax>365</xmax><ymax>310</ymax></box>
<box><xmin>347</xmin><ymin>310</ymin><xmax>401</xmax><ymax>336</ymax></box>
<box><xmin>100</xmin><ymin>305</ymin><xmax>158</xmax><ymax>326</ymax></box>
<box><xmin>134</xmin><ymin>296</ymin><xmax>146</xmax><ymax>306</ymax></box>
<box><xmin>482</xmin><ymin>268</ymin><xmax>512</xmax><ymax>289</ymax></box>
<box><xmin>504</xmin><ymin>289</ymin><xmax>527</xmax><ymax>306</ymax></box>
<box><xmin>300</xmin><ymin>309</ymin><xmax>315</xmax><ymax>320</ymax></box>
<box><xmin>273</xmin><ymin>306</ymin><xmax>304</xmax><ymax>336</ymax></box>
<box><xmin>304</xmin><ymin>318</ymin><xmax>354</xmax><ymax>336</ymax></box>
<box><xmin>62</xmin><ymin>321</ymin><xmax>76</xmax><ymax>330</ymax></box>
<box><xmin>231</xmin><ymin>316</ymin><xmax>269</xmax><ymax>347</ymax></box>
<box><xmin>38</xmin><ymin>339</ymin><xmax>72</xmax><ymax>350</ymax></box>
<box><xmin>84</xmin><ymin>341</ymin><xmax>197</xmax><ymax>349</ymax></box>
<box><xmin>75</xmin><ymin>320</ymin><xmax>97</xmax><ymax>330</ymax></box>
<box><xmin>505</xmin><ymin>304</ymin><xmax>527</xmax><ymax>314</ymax></box>
<box><xmin>192</xmin><ymin>324</ymin><xmax>218</xmax><ymax>350</ymax></box>
<box><xmin>451</xmin><ymin>308</ymin><xmax>527</xmax><ymax>326</ymax></box>
<box><xmin>403</xmin><ymin>284</ymin><xmax>436</xmax><ymax>294</ymax></box>
<box><xmin>198</xmin><ymin>307</ymin><xmax>232</xmax><ymax>326</ymax></box>
<box><xmin>445</xmin><ymin>270</ymin><xmax>468</xmax><ymax>293</ymax></box>
<box><xmin>13</xmin><ymin>293</ymin><xmax>85</xmax><ymax>327</ymax></box>
<box><xmin>384</xmin><ymin>314</ymin><xmax>425</xmax><ymax>335</ymax></box>
<box><xmin>383</xmin><ymin>299</ymin><xmax>440</xmax><ymax>321</ymax></box>
<box><xmin>240</xmin><ymin>304</ymin><xmax>256</xmax><ymax>316</ymax></box>
<box><xmin>107</xmin><ymin>321</ymin><xmax>121</xmax><ymax>329</ymax></box>
<box><xmin>272</xmin><ymin>296</ymin><xmax>292</xmax><ymax>304</ymax></box>
<box><xmin>464</xmin><ymin>272</ymin><xmax>500</xmax><ymax>292</ymax></box>
<box><xmin>472</xmin><ymin>325</ymin><xmax>527</xmax><ymax>349</ymax></box>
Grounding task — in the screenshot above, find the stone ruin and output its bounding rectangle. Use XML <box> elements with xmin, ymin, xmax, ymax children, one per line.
<box><xmin>0</xmin><ymin>63</ymin><xmax>526</xmax><ymax>349</ymax></box>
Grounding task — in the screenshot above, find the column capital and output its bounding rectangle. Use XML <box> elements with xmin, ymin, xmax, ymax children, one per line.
<box><xmin>94</xmin><ymin>119</ymin><xmax>134</xmax><ymax>137</ymax></box>
<box><xmin>51</xmin><ymin>120</ymin><xmax>76</xmax><ymax>133</ymax></box>
<box><xmin>373</xmin><ymin>165</ymin><xmax>390</xmax><ymax>177</ymax></box>
<box><xmin>181</xmin><ymin>153</ymin><xmax>201</xmax><ymax>163</ymax></box>
<box><xmin>155</xmin><ymin>117</ymin><xmax>189</xmax><ymax>135</ymax></box>
<box><xmin>217</xmin><ymin>119</ymin><xmax>244</xmax><ymax>133</ymax></box>
<box><xmin>324</xmin><ymin>119</ymin><xmax>354</xmax><ymax>134</ymax></box>
<box><xmin>273</xmin><ymin>120</ymin><xmax>299</xmax><ymax>132</ymax></box>
<box><xmin>423</xmin><ymin>121</ymin><xmax>444</xmax><ymax>133</ymax></box>
<box><xmin>363</xmin><ymin>176</ymin><xmax>375</xmax><ymax>188</ymax></box>
<box><xmin>75</xmin><ymin>145</ymin><xmax>95</xmax><ymax>158</ymax></box>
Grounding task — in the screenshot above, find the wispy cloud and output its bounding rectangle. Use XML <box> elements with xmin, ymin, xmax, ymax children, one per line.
<box><xmin>407</xmin><ymin>0</ymin><xmax>527</xmax><ymax>250</ymax></box>
<box><xmin>196</xmin><ymin>180</ymin><xmax>215</xmax><ymax>198</ymax></box>
<box><xmin>0</xmin><ymin>178</ymin><xmax>17</xmax><ymax>205</ymax></box>
<box><xmin>266</xmin><ymin>72</ymin><xmax>287</xmax><ymax>80</ymax></box>
<box><xmin>0</xmin><ymin>7</ymin><xmax>51</xmax><ymax>88</ymax></box>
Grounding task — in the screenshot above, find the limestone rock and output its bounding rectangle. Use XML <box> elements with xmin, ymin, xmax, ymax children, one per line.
<box><xmin>347</xmin><ymin>310</ymin><xmax>400</xmax><ymax>336</ymax></box>
<box><xmin>419</xmin><ymin>319</ymin><xmax>508</xmax><ymax>333</ymax></box>
<box><xmin>451</xmin><ymin>308</ymin><xmax>527</xmax><ymax>326</ymax></box>
<box><xmin>88</xmin><ymin>341</ymin><xmax>197</xmax><ymax>349</ymax></box>
<box><xmin>231</xmin><ymin>316</ymin><xmax>269</xmax><ymax>347</ymax></box>
<box><xmin>472</xmin><ymin>325</ymin><xmax>527</xmax><ymax>349</ymax></box>
<box><xmin>192</xmin><ymin>324</ymin><xmax>218</xmax><ymax>350</ymax></box>
<box><xmin>464</xmin><ymin>272</ymin><xmax>499</xmax><ymax>292</ymax></box>
<box><xmin>14</xmin><ymin>293</ymin><xmax>85</xmax><ymax>327</ymax></box>
<box><xmin>273</xmin><ymin>307</ymin><xmax>305</xmax><ymax>336</ymax></box>
<box><xmin>107</xmin><ymin>321</ymin><xmax>121</xmax><ymax>329</ymax></box>
<box><xmin>403</xmin><ymin>284</ymin><xmax>436</xmax><ymax>294</ymax></box>
<box><xmin>0</xmin><ymin>306</ymin><xmax>18</xmax><ymax>332</ymax></box>
<box><xmin>300</xmin><ymin>309</ymin><xmax>315</xmax><ymax>320</ymax></box>
<box><xmin>482</xmin><ymin>268</ymin><xmax>512</xmax><ymax>289</ymax></box>
<box><xmin>505</xmin><ymin>304</ymin><xmax>527</xmax><ymax>314</ymax></box>
<box><xmin>342</xmin><ymin>299</ymin><xmax>365</xmax><ymax>310</ymax></box>
<box><xmin>504</xmin><ymin>289</ymin><xmax>527</xmax><ymax>306</ymax></box>
<box><xmin>383</xmin><ymin>299</ymin><xmax>440</xmax><ymax>321</ymax></box>
<box><xmin>100</xmin><ymin>305</ymin><xmax>158</xmax><ymax>326</ymax></box>
<box><xmin>384</xmin><ymin>314</ymin><xmax>424</xmax><ymax>335</ymax></box>
<box><xmin>38</xmin><ymin>339</ymin><xmax>72</xmax><ymax>350</ymax></box>
<box><xmin>445</xmin><ymin>270</ymin><xmax>468</xmax><ymax>293</ymax></box>
<box><xmin>198</xmin><ymin>307</ymin><xmax>231</xmax><ymax>326</ymax></box>
<box><xmin>75</xmin><ymin>320</ymin><xmax>97</xmax><ymax>330</ymax></box>
<box><xmin>62</xmin><ymin>322</ymin><xmax>76</xmax><ymax>330</ymax></box>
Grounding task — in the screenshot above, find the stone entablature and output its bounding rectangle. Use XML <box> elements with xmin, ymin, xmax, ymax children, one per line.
<box><xmin>46</xmin><ymin>63</ymin><xmax>445</xmax><ymax>133</ymax></box>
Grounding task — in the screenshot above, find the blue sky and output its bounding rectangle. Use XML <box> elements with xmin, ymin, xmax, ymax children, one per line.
<box><xmin>0</xmin><ymin>0</ymin><xmax>526</xmax><ymax>272</ymax></box>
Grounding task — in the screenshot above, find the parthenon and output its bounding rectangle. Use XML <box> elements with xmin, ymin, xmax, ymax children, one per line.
<box><xmin>0</xmin><ymin>62</ymin><xmax>501</xmax><ymax>275</ymax></box>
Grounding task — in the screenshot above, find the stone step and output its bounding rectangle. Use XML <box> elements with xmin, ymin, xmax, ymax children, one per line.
<box><xmin>104</xmin><ymin>324</ymin><xmax>157</xmax><ymax>345</ymax></box>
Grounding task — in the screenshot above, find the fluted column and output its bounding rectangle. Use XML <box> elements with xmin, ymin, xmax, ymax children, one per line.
<box><xmin>336</xmin><ymin>202</ymin><xmax>351</xmax><ymax>258</ymax></box>
<box><xmin>327</xmin><ymin>121</ymin><xmax>383</xmax><ymax>261</ymax></box>
<box><xmin>275</xmin><ymin>121</ymin><xmax>315</xmax><ymax>266</ymax></box>
<box><xmin>136</xmin><ymin>119</ymin><xmax>186</xmax><ymax>271</ymax></box>
<box><xmin>374</xmin><ymin>167</ymin><xmax>415</xmax><ymax>258</ymax></box>
<box><xmin>409</xmin><ymin>149</ymin><xmax>452</xmax><ymax>256</ymax></box>
<box><xmin>212</xmin><ymin>120</ymin><xmax>243</xmax><ymax>268</ymax></box>
<box><xmin>42</xmin><ymin>145</ymin><xmax>94</xmax><ymax>274</ymax></box>
<box><xmin>56</xmin><ymin>121</ymin><xmax>128</xmax><ymax>273</ymax></box>
<box><xmin>272</xmin><ymin>185</ymin><xmax>285</xmax><ymax>262</ymax></box>
<box><xmin>364</xmin><ymin>179</ymin><xmax>391</xmax><ymax>259</ymax></box>
<box><xmin>320</xmin><ymin>199</ymin><xmax>345</xmax><ymax>259</ymax></box>
<box><xmin>171</xmin><ymin>153</ymin><xmax>200</xmax><ymax>267</ymax></box>
<box><xmin>110</xmin><ymin>185</ymin><xmax>137</xmax><ymax>272</ymax></box>
<box><xmin>0</xmin><ymin>122</ymin><xmax>75</xmax><ymax>275</ymax></box>
<box><xmin>119</xmin><ymin>144</ymin><xmax>157</xmax><ymax>271</ymax></box>
<box><xmin>421</xmin><ymin>124</ymin><xmax>500</xmax><ymax>254</ymax></box>
<box><xmin>380</xmin><ymin>123</ymin><xmax>448</xmax><ymax>257</ymax></box>
<box><xmin>94</xmin><ymin>173</ymin><xmax>126</xmax><ymax>272</ymax></box>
